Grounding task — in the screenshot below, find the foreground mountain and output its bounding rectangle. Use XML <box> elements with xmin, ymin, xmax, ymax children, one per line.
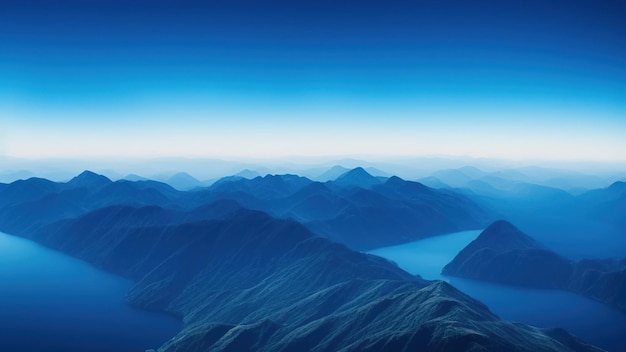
<box><xmin>17</xmin><ymin>205</ymin><xmax>599</xmax><ymax>352</ymax></box>
<box><xmin>443</xmin><ymin>221</ymin><xmax>626</xmax><ymax>312</ymax></box>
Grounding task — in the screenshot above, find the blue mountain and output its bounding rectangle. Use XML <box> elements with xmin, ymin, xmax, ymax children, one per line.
<box><xmin>332</xmin><ymin>167</ymin><xmax>382</xmax><ymax>189</ymax></box>
<box><xmin>444</xmin><ymin>220</ymin><xmax>626</xmax><ymax>312</ymax></box>
<box><xmin>22</xmin><ymin>205</ymin><xmax>602</xmax><ymax>352</ymax></box>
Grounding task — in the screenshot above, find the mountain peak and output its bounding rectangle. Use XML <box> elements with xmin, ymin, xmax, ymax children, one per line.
<box><xmin>443</xmin><ymin>220</ymin><xmax>542</xmax><ymax>276</ymax></box>
<box><xmin>334</xmin><ymin>167</ymin><xmax>381</xmax><ymax>188</ymax></box>
<box><xmin>315</xmin><ymin>165</ymin><xmax>350</xmax><ymax>182</ymax></box>
<box><xmin>608</xmin><ymin>181</ymin><xmax>626</xmax><ymax>192</ymax></box>
<box><xmin>443</xmin><ymin>220</ymin><xmax>573</xmax><ymax>289</ymax></box>
<box><xmin>235</xmin><ymin>169</ymin><xmax>261</xmax><ymax>179</ymax></box>
<box><xmin>477</xmin><ymin>220</ymin><xmax>540</xmax><ymax>250</ymax></box>
<box><xmin>385</xmin><ymin>175</ymin><xmax>405</xmax><ymax>185</ymax></box>
<box><xmin>167</xmin><ymin>172</ymin><xmax>203</xmax><ymax>190</ymax></box>
<box><xmin>67</xmin><ymin>170</ymin><xmax>111</xmax><ymax>188</ymax></box>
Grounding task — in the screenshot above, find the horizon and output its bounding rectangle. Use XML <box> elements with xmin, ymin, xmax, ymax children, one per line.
<box><xmin>2</xmin><ymin>154</ymin><xmax>625</xmax><ymax>190</ymax></box>
<box><xmin>2</xmin><ymin>0</ymin><xmax>625</xmax><ymax>161</ymax></box>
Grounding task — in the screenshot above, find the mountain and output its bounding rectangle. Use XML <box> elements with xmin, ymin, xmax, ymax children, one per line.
<box><xmin>234</xmin><ymin>169</ymin><xmax>262</xmax><ymax>179</ymax></box>
<box><xmin>365</xmin><ymin>166</ymin><xmax>391</xmax><ymax>177</ymax></box>
<box><xmin>0</xmin><ymin>170</ymin><xmax>491</xmax><ymax>252</ymax></box>
<box><xmin>315</xmin><ymin>165</ymin><xmax>350</xmax><ymax>182</ymax></box>
<box><xmin>184</xmin><ymin>172</ymin><xmax>491</xmax><ymax>250</ymax></box>
<box><xmin>278</xmin><ymin>176</ymin><xmax>489</xmax><ymax>250</ymax></box>
<box><xmin>443</xmin><ymin>221</ymin><xmax>573</xmax><ymax>288</ymax></box>
<box><xmin>458</xmin><ymin>179</ymin><xmax>625</xmax><ymax>258</ymax></box>
<box><xmin>431</xmin><ymin>168</ymin><xmax>476</xmax><ymax>188</ymax></box>
<box><xmin>209</xmin><ymin>174</ymin><xmax>314</xmax><ymax>200</ymax></box>
<box><xmin>332</xmin><ymin>167</ymin><xmax>382</xmax><ymax>189</ymax></box>
<box><xmin>66</xmin><ymin>170</ymin><xmax>112</xmax><ymax>190</ymax></box>
<box><xmin>0</xmin><ymin>173</ymin><xmax>184</xmax><ymax>235</ymax></box>
<box><xmin>13</xmin><ymin>205</ymin><xmax>602</xmax><ymax>352</ymax></box>
<box><xmin>579</xmin><ymin>181</ymin><xmax>626</xmax><ymax>229</ymax></box>
<box><xmin>444</xmin><ymin>221</ymin><xmax>626</xmax><ymax>312</ymax></box>
<box><xmin>417</xmin><ymin>176</ymin><xmax>451</xmax><ymax>189</ymax></box>
<box><xmin>123</xmin><ymin>173</ymin><xmax>149</xmax><ymax>182</ymax></box>
<box><xmin>166</xmin><ymin>172</ymin><xmax>204</xmax><ymax>191</ymax></box>
<box><xmin>0</xmin><ymin>170</ymin><xmax>35</xmax><ymax>183</ymax></box>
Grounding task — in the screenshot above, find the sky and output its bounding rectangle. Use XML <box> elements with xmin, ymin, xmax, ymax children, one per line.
<box><xmin>1</xmin><ymin>0</ymin><xmax>625</xmax><ymax>161</ymax></box>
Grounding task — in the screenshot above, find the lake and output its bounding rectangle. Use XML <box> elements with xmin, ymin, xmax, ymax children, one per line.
<box><xmin>370</xmin><ymin>230</ymin><xmax>626</xmax><ymax>352</ymax></box>
<box><xmin>0</xmin><ymin>231</ymin><xmax>181</xmax><ymax>352</ymax></box>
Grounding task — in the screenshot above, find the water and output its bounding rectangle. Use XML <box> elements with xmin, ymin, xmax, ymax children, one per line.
<box><xmin>369</xmin><ymin>230</ymin><xmax>626</xmax><ymax>352</ymax></box>
<box><xmin>0</xmin><ymin>232</ymin><xmax>181</xmax><ymax>352</ymax></box>
<box><xmin>370</xmin><ymin>230</ymin><xmax>482</xmax><ymax>280</ymax></box>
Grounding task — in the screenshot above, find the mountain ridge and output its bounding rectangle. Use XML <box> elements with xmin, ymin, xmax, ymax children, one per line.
<box><xmin>444</xmin><ymin>221</ymin><xmax>626</xmax><ymax>311</ymax></box>
<box><xmin>27</xmin><ymin>206</ymin><xmax>602</xmax><ymax>352</ymax></box>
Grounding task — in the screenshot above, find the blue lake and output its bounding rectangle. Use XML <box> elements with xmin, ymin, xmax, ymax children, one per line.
<box><xmin>370</xmin><ymin>230</ymin><xmax>626</xmax><ymax>352</ymax></box>
<box><xmin>0</xmin><ymin>231</ymin><xmax>181</xmax><ymax>352</ymax></box>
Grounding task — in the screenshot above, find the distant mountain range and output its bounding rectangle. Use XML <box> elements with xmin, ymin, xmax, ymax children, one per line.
<box><xmin>199</xmin><ymin>168</ymin><xmax>490</xmax><ymax>249</ymax></box>
<box><xmin>439</xmin><ymin>172</ymin><xmax>626</xmax><ymax>258</ymax></box>
<box><xmin>443</xmin><ymin>221</ymin><xmax>626</xmax><ymax>312</ymax></box>
<box><xmin>0</xmin><ymin>170</ymin><xmax>606</xmax><ymax>351</ymax></box>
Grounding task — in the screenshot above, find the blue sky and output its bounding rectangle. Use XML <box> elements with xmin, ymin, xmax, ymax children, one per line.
<box><xmin>1</xmin><ymin>0</ymin><xmax>625</xmax><ymax>161</ymax></box>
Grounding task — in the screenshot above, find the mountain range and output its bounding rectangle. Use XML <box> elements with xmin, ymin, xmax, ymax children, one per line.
<box><xmin>0</xmin><ymin>170</ymin><xmax>608</xmax><ymax>351</ymax></box>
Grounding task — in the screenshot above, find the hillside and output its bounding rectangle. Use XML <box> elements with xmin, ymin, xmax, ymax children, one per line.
<box><xmin>444</xmin><ymin>221</ymin><xmax>626</xmax><ymax>311</ymax></box>
<box><xmin>27</xmin><ymin>206</ymin><xmax>602</xmax><ymax>352</ymax></box>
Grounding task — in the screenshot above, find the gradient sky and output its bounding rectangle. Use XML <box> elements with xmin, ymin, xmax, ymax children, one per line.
<box><xmin>1</xmin><ymin>0</ymin><xmax>625</xmax><ymax>161</ymax></box>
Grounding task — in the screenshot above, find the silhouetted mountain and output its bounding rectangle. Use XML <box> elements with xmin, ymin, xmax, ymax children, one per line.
<box><xmin>444</xmin><ymin>221</ymin><xmax>626</xmax><ymax>312</ymax></box>
<box><xmin>0</xmin><ymin>173</ymin><xmax>184</xmax><ymax>235</ymax></box>
<box><xmin>166</xmin><ymin>172</ymin><xmax>204</xmax><ymax>191</ymax></box>
<box><xmin>234</xmin><ymin>169</ymin><xmax>261</xmax><ymax>179</ymax></box>
<box><xmin>0</xmin><ymin>170</ymin><xmax>35</xmax><ymax>183</ymax></box>
<box><xmin>123</xmin><ymin>173</ymin><xmax>149</xmax><ymax>182</ymax></box>
<box><xmin>208</xmin><ymin>175</ymin><xmax>244</xmax><ymax>187</ymax></box>
<box><xmin>579</xmin><ymin>181</ymin><xmax>626</xmax><ymax>228</ymax></box>
<box><xmin>274</xmin><ymin>176</ymin><xmax>490</xmax><ymax>250</ymax></box>
<box><xmin>443</xmin><ymin>221</ymin><xmax>573</xmax><ymax>288</ymax></box>
<box><xmin>0</xmin><ymin>177</ymin><xmax>62</xmax><ymax>206</ymax></box>
<box><xmin>315</xmin><ymin>165</ymin><xmax>350</xmax><ymax>182</ymax></box>
<box><xmin>277</xmin><ymin>182</ymin><xmax>349</xmax><ymax>222</ymax></box>
<box><xmin>332</xmin><ymin>167</ymin><xmax>382</xmax><ymax>189</ymax></box>
<box><xmin>15</xmin><ymin>206</ymin><xmax>602</xmax><ymax>352</ymax></box>
<box><xmin>417</xmin><ymin>176</ymin><xmax>451</xmax><ymax>189</ymax></box>
<box><xmin>365</xmin><ymin>166</ymin><xmax>391</xmax><ymax>177</ymax></box>
<box><xmin>0</xmin><ymin>170</ymin><xmax>492</xmax><ymax>252</ymax></box>
<box><xmin>432</xmin><ymin>168</ymin><xmax>476</xmax><ymax>188</ymax></box>
<box><xmin>66</xmin><ymin>170</ymin><xmax>112</xmax><ymax>190</ymax></box>
<box><xmin>210</xmin><ymin>174</ymin><xmax>313</xmax><ymax>200</ymax></box>
<box><xmin>458</xmin><ymin>179</ymin><xmax>625</xmax><ymax>258</ymax></box>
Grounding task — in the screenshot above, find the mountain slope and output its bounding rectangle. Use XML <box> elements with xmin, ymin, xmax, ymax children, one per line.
<box><xmin>186</xmin><ymin>171</ymin><xmax>492</xmax><ymax>250</ymax></box>
<box><xmin>304</xmin><ymin>177</ymin><xmax>489</xmax><ymax>250</ymax></box>
<box><xmin>444</xmin><ymin>221</ymin><xmax>626</xmax><ymax>311</ymax></box>
<box><xmin>443</xmin><ymin>221</ymin><xmax>573</xmax><ymax>288</ymax></box>
<box><xmin>12</xmin><ymin>206</ymin><xmax>601</xmax><ymax>352</ymax></box>
<box><xmin>332</xmin><ymin>167</ymin><xmax>382</xmax><ymax>189</ymax></box>
<box><xmin>66</xmin><ymin>170</ymin><xmax>112</xmax><ymax>190</ymax></box>
<box><xmin>166</xmin><ymin>172</ymin><xmax>204</xmax><ymax>191</ymax></box>
<box><xmin>315</xmin><ymin>165</ymin><xmax>350</xmax><ymax>182</ymax></box>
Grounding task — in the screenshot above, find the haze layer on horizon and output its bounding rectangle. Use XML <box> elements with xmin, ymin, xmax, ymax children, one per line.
<box><xmin>1</xmin><ymin>0</ymin><xmax>625</xmax><ymax>162</ymax></box>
